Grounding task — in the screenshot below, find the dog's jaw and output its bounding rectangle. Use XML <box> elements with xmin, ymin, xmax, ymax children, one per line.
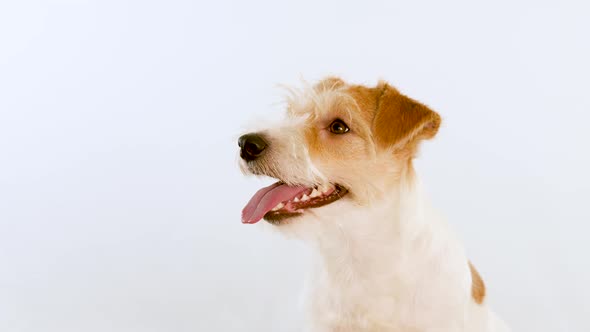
<box><xmin>263</xmin><ymin>183</ymin><xmax>349</xmax><ymax>224</ymax></box>
<box><xmin>241</xmin><ymin>180</ymin><xmax>349</xmax><ymax>225</ymax></box>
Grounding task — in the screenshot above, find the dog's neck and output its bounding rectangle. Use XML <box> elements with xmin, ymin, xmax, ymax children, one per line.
<box><xmin>310</xmin><ymin>167</ymin><xmax>436</xmax><ymax>281</ymax></box>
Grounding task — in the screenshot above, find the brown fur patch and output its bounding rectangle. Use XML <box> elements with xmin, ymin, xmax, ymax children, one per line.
<box><xmin>301</xmin><ymin>83</ymin><xmax>374</xmax><ymax>172</ymax></box>
<box><xmin>294</xmin><ymin>78</ymin><xmax>441</xmax><ymax>193</ymax></box>
<box><xmin>468</xmin><ymin>261</ymin><xmax>486</xmax><ymax>304</ymax></box>
<box><xmin>345</xmin><ymin>84</ymin><xmax>381</xmax><ymax>126</ymax></box>
<box><xmin>371</xmin><ymin>82</ymin><xmax>441</xmax><ymax>155</ymax></box>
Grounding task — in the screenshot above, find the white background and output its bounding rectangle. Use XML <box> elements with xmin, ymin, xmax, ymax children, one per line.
<box><xmin>1</xmin><ymin>1</ymin><xmax>589</xmax><ymax>331</ymax></box>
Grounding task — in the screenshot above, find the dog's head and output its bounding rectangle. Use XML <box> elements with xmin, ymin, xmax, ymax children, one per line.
<box><xmin>239</xmin><ymin>77</ymin><xmax>440</xmax><ymax>229</ymax></box>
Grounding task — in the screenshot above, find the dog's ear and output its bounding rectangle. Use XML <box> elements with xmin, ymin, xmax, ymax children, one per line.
<box><xmin>372</xmin><ymin>82</ymin><xmax>441</xmax><ymax>151</ymax></box>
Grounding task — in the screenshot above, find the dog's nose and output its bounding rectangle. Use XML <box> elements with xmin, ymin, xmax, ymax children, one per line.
<box><xmin>238</xmin><ymin>133</ymin><xmax>268</xmax><ymax>161</ymax></box>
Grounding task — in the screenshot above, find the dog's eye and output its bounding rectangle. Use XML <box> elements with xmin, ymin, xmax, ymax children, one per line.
<box><xmin>329</xmin><ymin>119</ymin><xmax>350</xmax><ymax>134</ymax></box>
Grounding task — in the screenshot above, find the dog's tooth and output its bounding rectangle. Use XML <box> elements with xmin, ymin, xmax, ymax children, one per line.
<box><xmin>310</xmin><ymin>188</ymin><xmax>320</xmax><ymax>198</ymax></box>
<box><xmin>301</xmin><ymin>194</ymin><xmax>310</xmax><ymax>201</ymax></box>
<box><xmin>272</xmin><ymin>202</ymin><xmax>284</xmax><ymax>211</ymax></box>
<box><xmin>293</xmin><ymin>197</ymin><xmax>300</xmax><ymax>202</ymax></box>
<box><xmin>320</xmin><ymin>183</ymin><xmax>331</xmax><ymax>193</ymax></box>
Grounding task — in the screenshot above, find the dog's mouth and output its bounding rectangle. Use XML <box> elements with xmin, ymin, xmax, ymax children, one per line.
<box><xmin>241</xmin><ymin>182</ymin><xmax>348</xmax><ymax>224</ymax></box>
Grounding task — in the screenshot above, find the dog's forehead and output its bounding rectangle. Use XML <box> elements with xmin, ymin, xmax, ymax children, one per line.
<box><xmin>286</xmin><ymin>80</ymin><xmax>379</xmax><ymax>126</ymax></box>
<box><xmin>344</xmin><ymin>84</ymin><xmax>380</xmax><ymax>125</ymax></box>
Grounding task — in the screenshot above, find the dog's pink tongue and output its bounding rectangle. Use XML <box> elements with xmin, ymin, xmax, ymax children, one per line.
<box><xmin>242</xmin><ymin>182</ymin><xmax>307</xmax><ymax>224</ymax></box>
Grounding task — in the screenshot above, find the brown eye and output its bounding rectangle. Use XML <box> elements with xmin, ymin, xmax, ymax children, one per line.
<box><xmin>329</xmin><ymin>119</ymin><xmax>350</xmax><ymax>134</ymax></box>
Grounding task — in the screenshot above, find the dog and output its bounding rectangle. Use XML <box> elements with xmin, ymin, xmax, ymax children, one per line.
<box><xmin>238</xmin><ymin>77</ymin><xmax>509</xmax><ymax>332</ymax></box>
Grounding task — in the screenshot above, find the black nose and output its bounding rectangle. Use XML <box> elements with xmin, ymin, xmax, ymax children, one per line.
<box><xmin>238</xmin><ymin>133</ymin><xmax>268</xmax><ymax>161</ymax></box>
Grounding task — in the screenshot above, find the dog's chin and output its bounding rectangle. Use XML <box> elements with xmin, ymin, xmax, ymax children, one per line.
<box><xmin>261</xmin><ymin>183</ymin><xmax>349</xmax><ymax>226</ymax></box>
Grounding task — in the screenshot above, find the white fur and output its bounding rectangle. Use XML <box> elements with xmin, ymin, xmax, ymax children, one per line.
<box><xmin>297</xmin><ymin>181</ymin><xmax>509</xmax><ymax>332</ymax></box>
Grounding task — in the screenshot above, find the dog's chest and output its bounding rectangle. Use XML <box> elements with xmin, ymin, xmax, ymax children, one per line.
<box><xmin>307</xmin><ymin>266</ymin><xmax>421</xmax><ymax>330</ymax></box>
<box><xmin>305</xmin><ymin>242</ymin><xmax>469</xmax><ymax>331</ymax></box>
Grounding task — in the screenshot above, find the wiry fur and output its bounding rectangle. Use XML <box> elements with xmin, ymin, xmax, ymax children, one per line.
<box><xmin>239</xmin><ymin>78</ymin><xmax>509</xmax><ymax>332</ymax></box>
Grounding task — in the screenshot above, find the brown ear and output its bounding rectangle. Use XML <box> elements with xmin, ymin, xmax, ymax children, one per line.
<box><xmin>372</xmin><ymin>82</ymin><xmax>441</xmax><ymax>151</ymax></box>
